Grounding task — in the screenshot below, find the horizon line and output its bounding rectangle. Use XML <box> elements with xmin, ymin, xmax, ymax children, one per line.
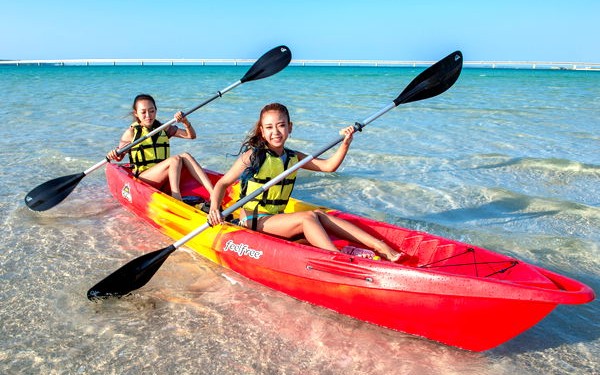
<box><xmin>1</xmin><ymin>58</ymin><xmax>599</xmax><ymax>70</ymax></box>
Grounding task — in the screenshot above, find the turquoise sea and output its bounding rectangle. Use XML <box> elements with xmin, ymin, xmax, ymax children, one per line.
<box><xmin>0</xmin><ymin>63</ymin><xmax>598</xmax><ymax>374</ymax></box>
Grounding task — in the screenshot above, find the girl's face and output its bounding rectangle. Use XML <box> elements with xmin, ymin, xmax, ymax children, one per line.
<box><xmin>260</xmin><ymin>110</ymin><xmax>291</xmax><ymax>153</ymax></box>
<box><xmin>134</xmin><ymin>99</ymin><xmax>156</xmax><ymax>127</ymax></box>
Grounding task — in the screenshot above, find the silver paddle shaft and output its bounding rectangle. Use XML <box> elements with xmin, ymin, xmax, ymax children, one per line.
<box><xmin>172</xmin><ymin>100</ymin><xmax>398</xmax><ymax>249</ymax></box>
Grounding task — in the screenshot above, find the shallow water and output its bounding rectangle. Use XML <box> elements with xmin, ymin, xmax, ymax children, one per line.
<box><xmin>0</xmin><ymin>64</ymin><xmax>598</xmax><ymax>374</ymax></box>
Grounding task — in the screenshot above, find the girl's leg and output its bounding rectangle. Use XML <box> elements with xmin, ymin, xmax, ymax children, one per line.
<box><xmin>313</xmin><ymin>211</ymin><xmax>404</xmax><ymax>261</ymax></box>
<box><xmin>138</xmin><ymin>156</ymin><xmax>183</xmax><ymax>199</ymax></box>
<box><xmin>257</xmin><ymin>211</ymin><xmax>339</xmax><ymax>251</ymax></box>
<box><xmin>252</xmin><ymin>210</ymin><xmax>405</xmax><ymax>261</ymax></box>
<box><xmin>179</xmin><ymin>152</ymin><xmax>215</xmax><ymax>194</ymax></box>
<box><xmin>138</xmin><ymin>153</ymin><xmax>212</xmax><ymax>200</ymax></box>
<box><xmin>167</xmin><ymin>156</ymin><xmax>184</xmax><ymax>200</ymax></box>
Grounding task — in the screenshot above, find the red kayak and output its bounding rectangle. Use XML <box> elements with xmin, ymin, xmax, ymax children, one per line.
<box><xmin>105</xmin><ymin>162</ymin><xmax>595</xmax><ymax>351</ymax></box>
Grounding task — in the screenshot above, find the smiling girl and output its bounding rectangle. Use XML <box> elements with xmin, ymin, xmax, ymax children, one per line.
<box><xmin>107</xmin><ymin>94</ymin><xmax>214</xmax><ymax>200</ymax></box>
<box><xmin>208</xmin><ymin>102</ymin><xmax>405</xmax><ymax>262</ymax></box>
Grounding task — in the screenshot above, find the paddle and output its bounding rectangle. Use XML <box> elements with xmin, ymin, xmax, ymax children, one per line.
<box><xmin>24</xmin><ymin>45</ymin><xmax>292</xmax><ymax>212</ymax></box>
<box><xmin>87</xmin><ymin>50</ymin><xmax>463</xmax><ymax>300</ymax></box>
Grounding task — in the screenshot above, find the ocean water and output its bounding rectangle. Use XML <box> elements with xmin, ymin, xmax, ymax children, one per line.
<box><xmin>0</xmin><ymin>63</ymin><xmax>598</xmax><ymax>374</ymax></box>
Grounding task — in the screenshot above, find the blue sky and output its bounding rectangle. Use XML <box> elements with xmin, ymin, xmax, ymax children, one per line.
<box><xmin>2</xmin><ymin>0</ymin><xmax>599</xmax><ymax>62</ymax></box>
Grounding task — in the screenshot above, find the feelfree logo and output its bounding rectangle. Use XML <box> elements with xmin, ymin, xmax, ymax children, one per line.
<box><xmin>223</xmin><ymin>240</ymin><xmax>263</xmax><ymax>259</ymax></box>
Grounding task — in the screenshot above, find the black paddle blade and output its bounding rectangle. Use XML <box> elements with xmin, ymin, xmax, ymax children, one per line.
<box><xmin>240</xmin><ymin>45</ymin><xmax>292</xmax><ymax>83</ymax></box>
<box><xmin>394</xmin><ymin>51</ymin><xmax>463</xmax><ymax>106</ymax></box>
<box><xmin>87</xmin><ymin>245</ymin><xmax>177</xmax><ymax>300</ymax></box>
<box><xmin>24</xmin><ymin>172</ymin><xmax>85</xmax><ymax>211</ymax></box>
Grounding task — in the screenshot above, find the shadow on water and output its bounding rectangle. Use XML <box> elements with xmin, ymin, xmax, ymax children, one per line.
<box><xmin>472</xmin><ymin>156</ymin><xmax>600</xmax><ymax>173</ymax></box>
<box><xmin>420</xmin><ymin>196</ymin><xmax>560</xmax><ymax>226</ymax></box>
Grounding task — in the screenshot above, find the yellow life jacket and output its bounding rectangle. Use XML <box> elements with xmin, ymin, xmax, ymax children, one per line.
<box><xmin>128</xmin><ymin>121</ymin><xmax>170</xmax><ymax>175</ymax></box>
<box><xmin>240</xmin><ymin>148</ymin><xmax>299</xmax><ymax>215</ymax></box>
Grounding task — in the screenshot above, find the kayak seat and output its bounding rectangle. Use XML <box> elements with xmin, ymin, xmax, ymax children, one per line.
<box><xmin>182</xmin><ymin>195</ymin><xmax>206</xmax><ymax>206</ymax></box>
<box><xmin>182</xmin><ymin>195</ymin><xmax>234</xmax><ymax>222</ymax></box>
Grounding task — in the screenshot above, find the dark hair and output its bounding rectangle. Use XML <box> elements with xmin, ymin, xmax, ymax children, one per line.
<box><xmin>131</xmin><ymin>94</ymin><xmax>157</xmax><ymax>122</ymax></box>
<box><xmin>239</xmin><ymin>103</ymin><xmax>290</xmax><ymax>152</ymax></box>
<box><xmin>239</xmin><ymin>103</ymin><xmax>291</xmax><ymax>182</ymax></box>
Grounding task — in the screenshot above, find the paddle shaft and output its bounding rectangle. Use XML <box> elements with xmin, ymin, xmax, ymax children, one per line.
<box><xmin>169</xmin><ymin>101</ymin><xmax>397</xmax><ymax>251</ymax></box>
<box><xmin>87</xmin><ymin>50</ymin><xmax>462</xmax><ymax>298</ymax></box>
<box><xmin>83</xmin><ymin>81</ymin><xmax>243</xmax><ymax>176</ymax></box>
<box><xmin>87</xmin><ymin>101</ymin><xmax>400</xmax><ymax>298</ymax></box>
<box><xmin>169</xmin><ymin>49</ymin><xmax>465</xmax><ymax>249</ymax></box>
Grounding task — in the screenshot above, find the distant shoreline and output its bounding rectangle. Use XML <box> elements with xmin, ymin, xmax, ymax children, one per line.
<box><xmin>1</xmin><ymin>58</ymin><xmax>599</xmax><ymax>71</ymax></box>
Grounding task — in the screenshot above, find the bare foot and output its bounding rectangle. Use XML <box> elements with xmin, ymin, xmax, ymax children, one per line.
<box><xmin>373</xmin><ymin>240</ymin><xmax>408</xmax><ymax>262</ymax></box>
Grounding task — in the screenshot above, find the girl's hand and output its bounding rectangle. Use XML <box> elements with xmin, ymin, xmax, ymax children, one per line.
<box><xmin>174</xmin><ymin>111</ymin><xmax>190</xmax><ymax>126</ymax></box>
<box><xmin>207</xmin><ymin>208</ymin><xmax>223</xmax><ymax>226</ymax></box>
<box><xmin>106</xmin><ymin>149</ymin><xmax>122</xmax><ymax>161</ymax></box>
<box><xmin>339</xmin><ymin>125</ymin><xmax>355</xmax><ymax>145</ymax></box>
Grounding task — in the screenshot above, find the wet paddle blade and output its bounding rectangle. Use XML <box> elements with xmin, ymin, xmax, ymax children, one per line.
<box><xmin>24</xmin><ymin>172</ymin><xmax>85</xmax><ymax>211</ymax></box>
<box><xmin>241</xmin><ymin>45</ymin><xmax>292</xmax><ymax>83</ymax></box>
<box><xmin>394</xmin><ymin>51</ymin><xmax>463</xmax><ymax>106</ymax></box>
<box><xmin>87</xmin><ymin>245</ymin><xmax>177</xmax><ymax>300</ymax></box>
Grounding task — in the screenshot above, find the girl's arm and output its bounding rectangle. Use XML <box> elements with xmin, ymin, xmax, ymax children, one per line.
<box><xmin>298</xmin><ymin>125</ymin><xmax>355</xmax><ymax>172</ymax></box>
<box><xmin>207</xmin><ymin>150</ymin><xmax>252</xmax><ymax>225</ymax></box>
<box><xmin>172</xmin><ymin>111</ymin><xmax>196</xmax><ymax>139</ymax></box>
<box><xmin>107</xmin><ymin>128</ymin><xmax>134</xmax><ymax>161</ymax></box>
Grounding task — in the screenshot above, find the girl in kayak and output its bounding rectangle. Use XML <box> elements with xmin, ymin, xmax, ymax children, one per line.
<box><xmin>207</xmin><ymin>102</ymin><xmax>406</xmax><ymax>262</ymax></box>
<box><xmin>106</xmin><ymin>94</ymin><xmax>214</xmax><ymax>200</ymax></box>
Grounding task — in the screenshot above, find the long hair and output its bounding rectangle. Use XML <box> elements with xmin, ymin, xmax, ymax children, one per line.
<box><xmin>239</xmin><ymin>103</ymin><xmax>291</xmax><ymax>183</ymax></box>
